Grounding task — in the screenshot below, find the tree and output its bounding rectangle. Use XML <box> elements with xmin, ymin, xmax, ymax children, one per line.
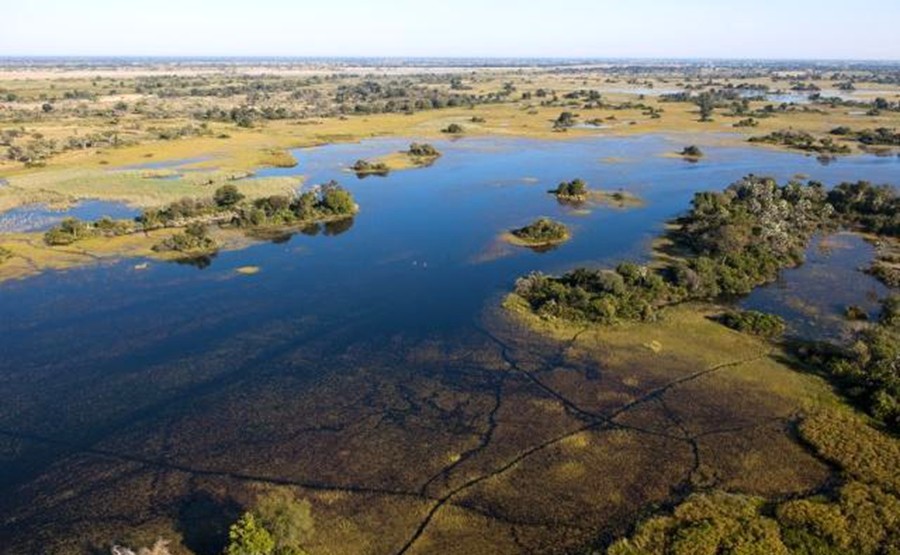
<box><xmin>255</xmin><ymin>489</ymin><xmax>314</xmax><ymax>555</ymax></box>
<box><xmin>226</xmin><ymin>513</ymin><xmax>275</xmax><ymax>555</ymax></box>
<box><xmin>214</xmin><ymin>184</ymin><xmax>245</xmax><ymax>208</ymax></box>
<box><xmin>696</xmin><ymin>92</ymin><xmax>715</xmax><ymax>122</ymax></box>
<box><xmin>320</xmin><ymin>184</ymin><xmax>355</xmax><ymax>214</ymax></box>
<box><xmin>554</xmin><ymin>111</ymin><xmax>576</xmax><ymax>129</ymax></box>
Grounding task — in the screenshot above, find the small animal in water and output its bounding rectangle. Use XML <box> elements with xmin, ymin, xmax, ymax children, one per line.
<box><xmin>133</xmin><ymin>263</ymin><xmax>149</xmax><ymax>270</ymax></box>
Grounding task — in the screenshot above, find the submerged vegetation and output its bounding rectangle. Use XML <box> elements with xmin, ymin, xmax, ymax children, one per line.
<box><xmin>795</xmin><ymin>295</ymin><xmax>900</xmax><ymax>431</ymax></box>
<box><xmin>4</xmin><ymin>59</ymin><xmax>900</xmax><ymax>555</ymax></box>
<box><xmin>608</xmin><ymin>410</ymin><xmax>900</xmax><ymax>555</ymax></box>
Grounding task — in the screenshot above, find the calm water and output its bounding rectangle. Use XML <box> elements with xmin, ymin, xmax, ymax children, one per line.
<box><xmin>0</xmin><ymin>135</ymin><xmax>897</xmax><ymax>548</ymax></box>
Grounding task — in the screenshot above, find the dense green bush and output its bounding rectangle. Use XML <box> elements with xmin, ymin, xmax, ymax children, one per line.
<box><xmin>827</xmin><ymin>181</ymin><xmax>900</xmax><ymax>237</ymax></box>
<box><xmin>551</xmin><ymin>178</ymin><xmax>588</xmax><ymax>199</ymax></box>
<box><xmin>151</xmin><ymin>223</ymin><xmax>217</xmax><ymax>254</ymax></box>
<box><xmin>680</xmin><ymin>145</ymin><xmax>703</xmax><ymax>157</ymax></box>
<box><xmin>407</xmin><ymin>142</ymin><xmax>440</xmax><ymax>157</ymax></box>
<box><xmin>224</xmin><ymin>489</ymin><xmax>314</xmax><ymax>555</ymax></box>
<box><xmin>214</xmin><ymin>184</ymin><xmax>246</xmax><ymax>208</ymax></box>
<box><xmin>795</xmin><ymin>296</ymin><xmax>900</xmax><ymax>431</ymax></box>
<box><xmin>44</xmin><ymin>217</ymin><xmax>92</xmax><ymax>245</ymax></box>
<box><xmin>515</xmin><ymin>175</ymin><xmax>833</xmax><ymax>324</ymax></box>
<box><xmin>510</xmin><ymin>218</ymin><xmax>569</xmax><ymax>244</ymax></box>
<box><xmin>607</xmin><ymin>410</ymin><xmax>900</xmax><ymax>555</ymax></box>
<box><xmin>350</xmin><ymin>159</ymin><xmax>389</xmax><ymax>175</ymax></box>
<box><xmin>749</xmin><ymin>130</ymin><xmax>852</xmax><ymax>154</ymax></box>
<box><xmin>44</xmin><ymin>216</ymin><xmax>136</xmax><ymax>245</ymax></box>
<box><xmin>719</xmin><ymin>310</ymin><xmax>786</xmax><ymax>338</ymax></box>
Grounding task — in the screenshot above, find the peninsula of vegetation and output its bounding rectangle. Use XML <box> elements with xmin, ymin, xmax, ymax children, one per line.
<box><xmin>35</xmin><ymin>182</ymin><xmax>357</xmax><ymax>264</ymax></box>
<box><xmin>509</xmin><ymin>175</ymin><xmax>900</xmax><ymax>428</ymax></box>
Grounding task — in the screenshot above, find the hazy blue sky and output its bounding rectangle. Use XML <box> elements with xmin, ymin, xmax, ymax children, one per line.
<box><xmin>3</xmin><ymin>0</ymin><xmax>899</xmax><ymax>60</ymax></box>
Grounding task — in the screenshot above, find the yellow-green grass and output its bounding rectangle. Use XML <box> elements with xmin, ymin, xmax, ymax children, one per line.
<box><xmin>588</xmin><ymin>189</ymin><xmax>644</xmax><ymax>209</ymax></box>
<box><xmin>0</xmin><ymin>226</ymin><xmax>258</xmax><ymax>282</ymax></box>
<box><xmin>501</xmin><ymin>229</ymin><xmax>572</xmax><ymax>249</ymax></box>
<box><xmin>0</xmin><ymin>168</ymin><xmax>298</xmax><ymax>213</ymax></box>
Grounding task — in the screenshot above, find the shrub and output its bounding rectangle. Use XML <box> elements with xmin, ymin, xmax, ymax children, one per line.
<box><xmin>226</xmin><ymin>513</ymin><xmax>275</xmax><ymax>555</ymax></box>
<box><xmin>680</xmin><ymin>145</ymin><xmax>703</xmax><ymax>157</ymax></box>
<box><xmin>719</xmin><ymin>310</ymin><xmax>786</xmax><ymax>338</ymax></box>
<box><xmin>551</xmin><ymin>178</ymin><xmax>588</xmax><ymax>199</ymax></box>
<box><xmin>214</xmin><ymin>184</ymin><xmax>245</xmax><ymax>208</ymax></box>
<box><xmin>511</xmin><ymin>218</ymin><xmax>569</xmax><ymax>244</ymax></box>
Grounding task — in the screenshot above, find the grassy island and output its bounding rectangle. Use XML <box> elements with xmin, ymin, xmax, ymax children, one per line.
<box><xmin>507</xmin><ymin>217</ymin><xmax>570</xmax><ymax>247</ymax></box>
<box><xmin>406</xmin><ymin>142</ymin><xmax>441</xmax><ymax>165</ymax></box>
<box><xmin>550</xmin><ymin>178</ymin><xmax>589</xmax><ymax>201</ymax></box>
<box><xmin>350</xmin><ymin>159</ymin><xmax>390</xmax><ymax>176</ymax></box>
<box><xmin>549</xmin><ymin>178</ymin><xmax>643</xmax><ymax>208</ymax></box>
<box><xmin>33</xmin><ymin>182</ymin><xmax>358</xmax><ymax>265</ymax></box>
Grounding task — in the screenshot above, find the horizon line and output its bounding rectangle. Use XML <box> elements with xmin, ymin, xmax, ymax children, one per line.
<box><xmin>1</xmin><ymin>55</ymin><xmax>899</xmax><ymax>64</ymax></box>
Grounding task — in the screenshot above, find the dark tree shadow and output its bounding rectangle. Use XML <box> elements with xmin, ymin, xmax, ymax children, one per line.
<box><xmin>176</xmin><ymin>491</ymin><xmax>242</xmax><ymax>555</ymax></box>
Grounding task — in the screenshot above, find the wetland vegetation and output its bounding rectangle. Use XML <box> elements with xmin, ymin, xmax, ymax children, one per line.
<box><xmin>2</xmin><ymin>57</ymin><xmax>900</xmax><ymax>555</ymax></box>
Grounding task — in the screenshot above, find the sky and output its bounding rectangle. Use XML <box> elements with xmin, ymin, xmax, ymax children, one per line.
<box><xmin>2</xmin><ymin>0</ymin><xmax>899</xmax><ymax>60</ymax></box>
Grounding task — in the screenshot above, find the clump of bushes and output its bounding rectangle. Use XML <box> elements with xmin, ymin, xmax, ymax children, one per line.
<box><xmin>608</xmin><ymin>409</ymin><xmax>900</xmax><ymax>555</ymax></box>
<box><xmin>794</xmin><ymin>296</ymin><xmax>900</xmax><ymax>431</ymax></box>
<box><xmin>44</xmin><ymin>216</ymin><xmax>135</xmax><ymax>245</ymax></box>
<box><xmin>680</xmin><ymin>145</ymin><xmax>703</xmax><ymax>158</ymax></box>
<box><xmin>152</xmin><ymin>223</ymin><xmax>217</xmax><ymax>255</ymax></box>
<box><xmin>350</xmin><ymin>159</ymin><xmax>389</xmax><ymax>175</ymax></box>
<box><xmin>550</xmin><ymin>178</ymin><xmax>588</xmax><ymax>200</ymax></box>
<box><xmin>719</xmin><ymin>309</ymin><xmax>786</xmax><ymax>338</ymax></box>
<box><xmin>827</xmin><ymin>181</ymin><xmax>900</xmax><ymax>237</ymax></box>
<box><xmin>515</xmin><ymin>263</ymin><xmax>672</xmax><ymax>323</ymax></box>
<box><xmin>441</xmin><ymin>123</ymin><xmax>464</xmax><ymax>134</ymax></box>
<box><xmin>845</xmin><ymin>305</ymin><xmax>869</xmax><ymax>321</ymax></box>
<box><xmin>553</xmin><ymin>111</ymin><xmax>576</xmax><ymax>130</ymax></box>
<box><xmin>407</xmin><ymin>142</ymin><xmax>440</xmax><ymax>158</ymax></box>
<box><xmin>225</xmin><ymin>488</ymin><xmax>314</xmax><ymax>555</ymax></box>
<box><xmin>749</xmin><ymin>130</ymin><xmax>852</xmax><ymax>154</ymax></box>
<box><xmin>513</xmin><ymin>175</ymin><xmax>834</xmax><ymax>325</ymax></box>
<box><xmin>510</xmin><ymin>218</ymin><xmax>569</xmax><ymax>245</ymax></box>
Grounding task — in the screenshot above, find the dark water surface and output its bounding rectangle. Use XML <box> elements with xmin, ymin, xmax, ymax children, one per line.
<box><xmin>1</xmin><ymin>135</ymin><xmax>897</xmax><ymax>552</ymax></box>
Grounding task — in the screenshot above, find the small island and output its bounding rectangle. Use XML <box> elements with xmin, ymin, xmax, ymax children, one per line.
<box><xmin>407</xmin><ymin>142</ymin><xmax>442</xmax><ymax>166</ymax></box>
<box><xmin>550</xmin><ymin>178</ymin><xmax>588</xmax><ymax>202</ymax></box>
<box><xmin>549</xmin><ymin>178</ymin><xmax>643</xmax><ymax>208</ymax></box>
<box><xmin>506</xmin><ymin>217</ymin><xmax>570</xmax><ymax>248</ymax></box>
<box><xmin>351</xmin><ymin>159</ymin><xmax>390</xmax><ymax>176</ymax></box>
<box><xmin>680</xmin><ymin>145</ymin><xmax>704</xmax><ymax>161</ymax></box>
